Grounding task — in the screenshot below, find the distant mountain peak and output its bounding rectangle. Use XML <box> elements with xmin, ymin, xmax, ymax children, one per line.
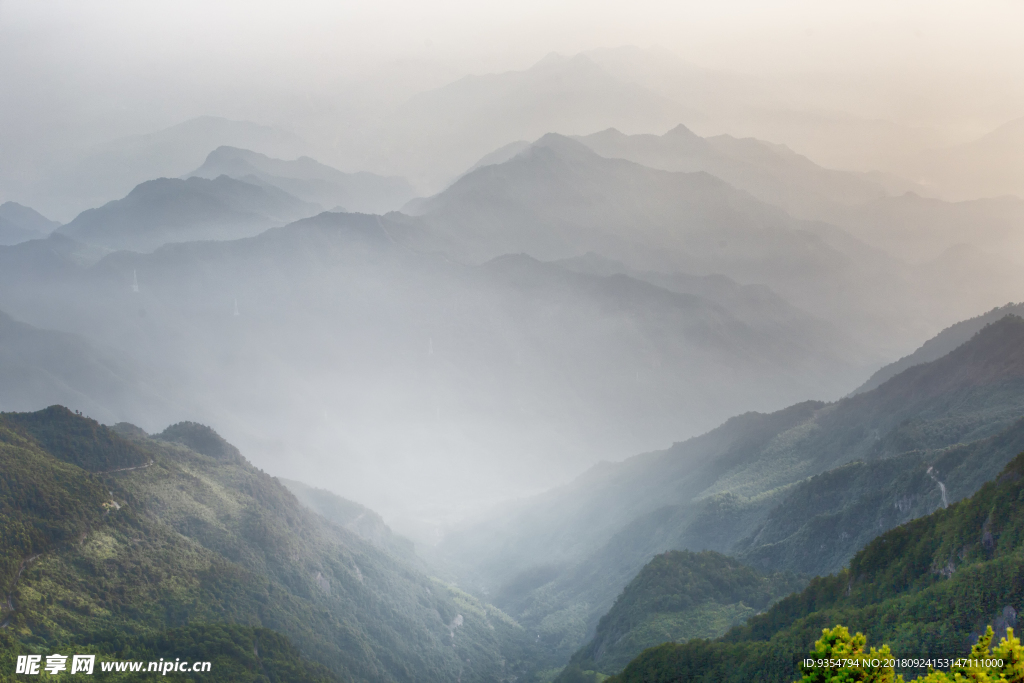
<box><xmin>159</xmin><ymin>421</ymin><xmax>243</xmax><ymax>462</ymax></box>
<box><xmin>663</xmin><ymin>123</ymin><xmax>702</xmax><ymax>141</ymax></box>
<box><xmin>0</xmin><ymin>201</ymin><xmax>59</xmax><ymax>246</ymax></box>
<box><xmin>530</xmin><ymin>132</ymin><xmax>604</xmax><ymax>161</ymax></box>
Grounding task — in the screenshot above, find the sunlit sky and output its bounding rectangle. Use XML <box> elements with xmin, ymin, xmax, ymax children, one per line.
<box><xmin>3</xmin><ymin>0</ymin><xmax>1023</xmax><ymax>134</ymax></box>
<box><xmin>6</xmin><ymin>0</ymin><xmax>1023</xmax><ymax>73</ymax></box>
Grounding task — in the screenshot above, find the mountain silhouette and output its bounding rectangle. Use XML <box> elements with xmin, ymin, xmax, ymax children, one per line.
<box><xmin>58</xmin><ymin>175</ymin><xmax>319</xmax><ymax>252</ymax></box>
<box><xmin>0</xmin><ymin>201</ymin><xmax>59</xmax><ymax>245</ymax></box>
<box><xmin>190</xmin><ymin>146</ymin><xmax>414</xmax><ymax>214</ymax></box>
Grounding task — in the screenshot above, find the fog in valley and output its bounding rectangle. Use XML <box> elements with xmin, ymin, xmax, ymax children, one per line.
<box><xmin>3</xmin><ymin>0</ymin><xmax>1024</xmax><ymax>547</ymax></box>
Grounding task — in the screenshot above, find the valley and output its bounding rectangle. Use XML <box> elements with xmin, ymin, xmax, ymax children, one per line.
<box><xmin>2</xmin><ymin>20</ymin><xmax>1024</xmax><ymax>681</ymax></box>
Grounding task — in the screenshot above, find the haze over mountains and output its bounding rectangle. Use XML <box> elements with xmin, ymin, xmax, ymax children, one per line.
<box><xmin>5</xmin><ymin>6</ymin><xmax>1024</xmax><ymax>680</ymax></box>
<box><xmin>0</xmin><ymin>208</ymin><xmax>874</xmax><ymax>528</ymax></box>
<box><xmin>58</xmin><ymin>175</ymin><xmax>321</xmax><ymax>252</ymax></box>
<box><xmin>9</xmin><ymin>48</ymin><xmax>1023</xmax><ymax>221</ymax></box>
<box><xmin>0</xmin><ymin>202</ymin><xmax>58</xmax><ymax>245</ymax></box>
<box><xmin>189</xmin><ymin>146</ymin><xmax>415</xmax><ymax>215</ymax></box>
<box><xmin>441</xmin><ymin>314</ymin><xmax>1024</xmax><ymax>667</ymax></box>
<box><xmin>3</xmin><ymin>98</ymin><xmax>1023</xmax><ymax>530</ymax></box>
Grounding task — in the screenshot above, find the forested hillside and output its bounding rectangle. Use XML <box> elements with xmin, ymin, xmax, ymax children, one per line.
<box><xmin>607</xmin><ymin>446</ymin><xmax>1024</xmax><ymax>682</ymax></box>
<box><xmin>0</xmin><ymin>407</ymin><xmax>533</xmax><ymax>682</ymax></box>
<box><xmin>557</xmin><ymin>551</ymin><xmax>803</xmax><ymax>679</ymax></box>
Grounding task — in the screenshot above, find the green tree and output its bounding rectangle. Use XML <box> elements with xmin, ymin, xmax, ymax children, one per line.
<box><xmin>798</xmin><ymin>625</ymin><xmax>1024</xmax><ymax>683</ymax></box>
<box><xmin>798</xmin><ymin>625</ymin><xmax>900</xmax><ymax>683</ymax></box>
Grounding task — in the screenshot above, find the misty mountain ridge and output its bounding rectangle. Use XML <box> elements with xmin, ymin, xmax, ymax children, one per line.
<box><xmin>439</xmin><ymin>314</ymin><xmax>1024</xmax><ymax>664</ymax></box>
<box><xmin>853</xmin><ymin>301</ymin><xmax>1024</xmax><ymax>394</ymax></box>
<box><xmin>373</xmin><ymin>52</ymin><xmax>692</xmax><ymax>190</ymax></box>
<box><xmin>317</xmin><ymin>48</ymin><xmax>956</xmax><ymax>195</ymax></box>
<box><xmin>58</xmin><ymin>174</ymin><xmax>320</xmax><ymax>252</ymax></box>
<box><xmin>569</xmin><ymin>125</ymin><xmax>1024</xmax><ymax>307</ymax></box>
<box><xmin>189</xmin><ymin>146</ymin><xmax>415</xmax><ymax>214</ymax></box>
<box><xmin>0</xmin><ymin>209</ymin><xmax>874</xmax><ymax>528</ymax></box>
<box><xmin>28</xmin><ymin>116</ymin><xmax>308</xmax><ymax>222</ymax></box>
<box><xmin>0</xmin><ymin>201</ymin><xmax>59</xmax><ymax>245</ymax></box>
<box><xmin>573</xmin><ymin>124</ymin><xmax>921</xmax><ymax>222</ymax></box>
<box><xmin>405</xmin><ymin>131</ymin><xmax>935</xmax><ymax>353</ymax></box>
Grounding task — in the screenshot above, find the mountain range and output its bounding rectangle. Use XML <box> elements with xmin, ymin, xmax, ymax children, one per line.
<box><xmin>573</xmin><ymin>125</ymin><xmax>919</xmax><ymax>223</ymax></box>
<box><xmin>25</xmin><ymin>116</ymin><xmax>309</xmax><ymax>222</ymax></box>
<box><xmin>0</xmin><ymin>408</ymin><xmax>534</xmax><ymax>682</ymax></box>
<box><xmin>606</xmin><ymin>440</ymin><xmax>1024</xmax><ymax>682</ymax></box>
<box><xmin>406</xmin><ymin>133</ymin><xmax>916</xmax><ymax>346</ymax></box>
<box><xmin>439</xmin><ymin>314</ymin><xmax>1024</xmax><ymax>667</ymax></box>
<box><xmin>367</xmin><ymin>53</ymin><xmax>690</xmax><ymax>191</ymax></box>
<box><xmin>6</xmin><ymin>122</ymin><xmax>1021</xmax><ymax>527</ymax></box>
<box><xmin>188</xmin><ymin>146</ymin><xmax>415</xmax><ymax>215</ymax></box>
<box><xmin>57</xmin><ymin>175</ymin><xmax>320</xmax><ymax>252</ymax></box>
<box><xmin>0</xmin><ymin>210</ymin><xmax>872</xmax><ymax>526</ymax></box>
<box><xmin>569</xmin><ymin>126</ymin><xmax>1024</xmax><ymax>324</ymax></box>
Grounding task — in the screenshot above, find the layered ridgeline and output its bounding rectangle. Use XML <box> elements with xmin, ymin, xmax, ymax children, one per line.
<box><xmin>0</xmin><ymin>212</ymin><xmax>870</xmax><ymax>523</ymax></box>
<box><xmin>188</xmin><ymin>146</ymin><xmax>414</xmax><ymax>215</ymax></box>
<box><xmin>573</xmin><ymin>125</ymin><xmax>918</xmax><ymax>224</ymax></box>
<box><xmin>0</xmin><ymin>407</ymin><xmax>533</xmax><ymax>682</ymax></box>
<box><xmin>440</xmin><ymin>315</ymin><xmax>1024</xmax><ymax>666</ymax></box>
<box><xmin>58</xmin><ymin>175</ymin><xmax>320</xmax><ymax>252</ymax></box>
<box><xmin>854</xmin><ymin>302</ymin><xmax>1024</xmax><ymax>394</ymax></box>
<box><xmin>574</xmin><ymin>126</ymin><xmax>1024</xmax><ymax>271</ymax></box>
<box><xmin>607</xmin><ymin>445</ymin><xmax>1024</xmax><ymax>683</ymax></box>
<box><xmin>404</xmin><ymin>133</ymin><xmax>912</xmax><ymax>348</ymax></box>
<box><xmin>0</xmin><ymin>202</ymin><xmax>58</xmax><ymax>246</ymax></box>
<box><xmin>565</xmin><ymin>128</ymin><xmax>1024</xmax><ymax>332</ymax></box>
<box><xmin>556</xmin><ymin>551</ymin><xmax>803</xmax><ymax>680</ymax></box>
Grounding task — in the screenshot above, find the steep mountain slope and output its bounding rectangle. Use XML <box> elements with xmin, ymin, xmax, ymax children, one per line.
<box><xmin>560</xmin><ymin>551</ymin><xmax>803</xmax><ymax>678</ymax></box>
<box><xmin>440</xmin><ymin>315</ymin><xmax>1024</xmax><ymax>664</ymax></box>
<box><xmin>190</xmin><ymin>146</ymin><xmax>414</xmax><ymax>214</ymax></box>
<box><xmin>734</xmin><ymin>414</ymin><xmax>1024</xmax><ymax>575</ymax></box>
<box><xmin>0</xmin><ymin>202</ymin><xmax>58</xmax><ymax>245</ymax></box>
<box><xmin>281</xmin><ymin>478</ymin><xmax>416</xmax><ymax>562</ymax></box>
<box><xmin>58</xmin><ymin>175</ymin><xmax>319</xmax><ymax>252</ymax></box>
<box><xmin>0</xmin><ymin>212</ymin><xmax>871</xmax><ymax>525</ymax></box>
<box><xmin>0</xmin><ymin>407</ymin><xmax>533</xmax><ymax>682</ymax></box>
<box><xmin>608</xmin><ymin>445</ymin><xmax>1024</xmax><ymax>683</ymax></box>
<box><xmin>854</xmin><ymin>302</ymin><xmax>1024</xmax><ymax>394</ymax></box>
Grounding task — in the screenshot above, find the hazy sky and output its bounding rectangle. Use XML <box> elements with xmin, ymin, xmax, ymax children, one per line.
<box><xmin>3</xmin><ymin>0</ymin><xmax>1024</xmax><ymax>144</ymax></box>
